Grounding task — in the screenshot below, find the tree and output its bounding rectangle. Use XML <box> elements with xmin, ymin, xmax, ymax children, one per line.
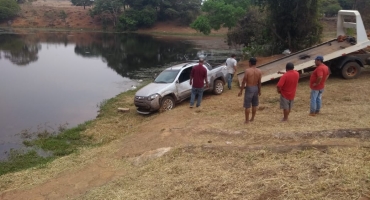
<box><xmin>157</xmin><ymin>0</ymin><xmax>202</xmax><ymax>25</ymax></box>
<box><xmin>119</xmin><ymin>7</ymin><xmax>157</xmax><ymax>31</ymax></box>
<box><xmin>227</xmin><ymin>6</ymin><xmax>271</xmax><ymax>54</ymax></box>
<box><xmin>196</xmin><ymin>0</ymin><xmax>322</xmax><ymax>52</ymax></box>
<box><xmin>118</xmin><ymin>0</ymin><xmax>202</xmax><ymax>30</ymax></box>
<box><xmin>257</xmin><ymin>0</ymin><xmax>323</xmax><ymax>51</ymax></box>
<box><xmin>337</xmin><ymin>0</ymin><xmax>354</xmax><ymax>9</ymax></box>
<box><xmin>355</xmin><ymin>0</ymin><xmax>370</xmax><ymax>27</ymax></box>
<box><xmin>191</xmin><ymin>0</ymin><xmax>250</xmax><ymax>35</ymax></box>
<box><xmin>90</xmin><ymin>0</ymin><xmax>122</xmax><ymax>27</ymax></box>
<box><xmin>59</xmin><ymin>10</ymin><xmax>67</xmax><ymax>23</ymax></box>
<box><xmin>0</xmin><ymin>0</ymin><xmax>21</xmax><ymax>21</ymax></box>
<box><xmin>71</xmin><ymin>0</ymin><xmax>93</xmax><ymax>10</ymax></box>
<box><xmin>320</xmin><ymin>0</ymin><xmax>342</xmax><ymax>17</ymax></box>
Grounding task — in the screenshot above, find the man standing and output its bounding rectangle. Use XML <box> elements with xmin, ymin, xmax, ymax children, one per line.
<box><xmin>238</xmin><ymin>57</ymin><xmax>262</xmax><ymax>124</ymax></box>
<box><xmin>190</xmin><ymin>58</ymin><xmax>209</xmax><ymax>108</ymax></box>
<box><xmin>277</xmin><ymin>63</ymin><xmax>300</xmax><ymax>121</ymax></box>
<box><xmin>225</xmin><ymin>54</ymin><xmax>237</xmax><ymax>89</ymax></box>
<box><xmin>309</xmin><ymin>56</ymin><xmax>330</xmax><ymax>116</ymax></box>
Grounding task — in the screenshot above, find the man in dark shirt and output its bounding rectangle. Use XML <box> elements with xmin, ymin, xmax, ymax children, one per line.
<box><xmin>189</xmin><ymin>58</ymin><xmax>209</xmax><ymax>108</ymax></box>
<box><xmin>277</xmin><ymin>62</ymin><xmax>299</xmax><ymax>121</ymax></box>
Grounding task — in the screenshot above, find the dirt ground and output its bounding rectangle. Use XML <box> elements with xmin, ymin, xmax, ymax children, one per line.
<box><xmin>0</xmin><ymin>0</ymin><xmax>229</xmax><ymax>34</ymax></box>
<box><xmin>1</xmin><ymin>61</ymin><xmax>370</xmax><ymax>199</ymax></box>
<box><xmin>1</xmin><ymin>1</ymin><xmax>370</xmax><ymax>199</ymax></box>
<box><xmin>1</xmin><ymin>0</ymin><xmax>100</xmax><ymax>29</ymax></box>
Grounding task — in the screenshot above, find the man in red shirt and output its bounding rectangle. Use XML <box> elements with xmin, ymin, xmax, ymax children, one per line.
<box><xmin>189</xmin><ymin>58</ymin><xmax>209</xmax><ymax>108</ymax></box>
<box><xmin>309</xmin><ymin>56</ymin><xmax>330</xmax><ymax>116</ymax></box>
<box><xmin>277</xmin><ymin>62</ymin><xmax>299</xmax><ymax>121</ymax></box>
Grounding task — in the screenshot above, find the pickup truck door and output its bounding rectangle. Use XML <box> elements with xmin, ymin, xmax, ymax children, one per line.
<box><xmin>175</xmin><ymin>66</ymin><xmax>193</xmax><ymax>100</ymax></box>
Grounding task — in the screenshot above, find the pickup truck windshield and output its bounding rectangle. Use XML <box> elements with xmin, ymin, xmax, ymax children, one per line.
<box><xmin>154</xmin><ymin>70</ymin><xmax>180</xmax><ymax>83</ymax></box>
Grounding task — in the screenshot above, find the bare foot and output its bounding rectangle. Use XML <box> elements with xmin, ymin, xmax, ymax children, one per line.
<box><xmin>281</xmin><ymin>118</ymin><xmax>288</xmax><ymax>122</ymax></box>
<box><xmin>244</xmin><ymin>120</ymin><xmax>250</xmax><ymax>124</ymax></box>
<box><xmin>250</xmin><ymin>118</ymin><xmax>254</xmax><ymax>122</ymax></box>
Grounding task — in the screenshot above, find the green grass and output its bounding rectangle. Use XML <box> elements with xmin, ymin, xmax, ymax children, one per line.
<box><xmin>139</xmin><ymin>31</ymin><xmax>226</xmax><ymax>37</ymax></box>
<box><xmin>25</xmin><ymin>122</ymin><xmax>94</xmax><ymax>156</ymax></box>
<box><xmin>0</xmin><ymin>121</ymin><xmax>94</xmax><ymax>176</ymax></box>
<box><xmin>0</xmin><ymin>81</ymin><xmax>151</xmax><ymax>176</ymax></box>
<box><xmin>0</xmin><ymin>150</ymin><xmax>54</xmax><ymax>176</ymax></box>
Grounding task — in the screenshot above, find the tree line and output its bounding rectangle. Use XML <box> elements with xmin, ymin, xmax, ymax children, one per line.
<box><xmin>190</xmin><ymin>0</ymin><xmax>369</xmax><ymax>53</ymax></box>
<box><xmin>81</xmin><ymin>0</ymin><xmax>368</xmax><ymax>52</ymax></box>
<box><xmin>1</xmin><ymin>0</ymin><xmax>369</xmax><ymax>53</ymax></box>
<box><xmin>84</xmin><ymin>0</ymin><xmax>202</xmax><ymax>30</ymax></box>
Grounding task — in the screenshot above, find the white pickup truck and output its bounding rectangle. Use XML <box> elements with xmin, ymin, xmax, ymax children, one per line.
<box><xmin>237</xmin><ymin>10</ymin><xmax>370</xmax><ymax>85</ymax></box>
<box><xmin>134</xmin><ymin>61</ymin><xmax>227</xmax><ymax>114</ymax></box>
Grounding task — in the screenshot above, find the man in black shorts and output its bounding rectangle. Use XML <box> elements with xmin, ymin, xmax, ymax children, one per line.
<box><xmin>238</xmin><ymin>57</ymin><xmax>262</xmax><ymax>124</ymax></box>
<box><xmin>277</xmin><ymin>62</ymin><xmax>299</xmax><ymax>121</ymax></box>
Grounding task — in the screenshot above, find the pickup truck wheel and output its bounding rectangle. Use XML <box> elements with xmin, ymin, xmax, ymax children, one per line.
<box><xmin>213</xmin><ymin>80</ymin><xmax>224</xmax><ymax>95</ymax></box>
<box><xmin>341</xmin><ymin>62</ymin><xmax>361</xmax><ymax>79</ymax></box>
<box><xmin>160</xmin><ymin>96</ymin><xmax>175</xmax><ymax>112</ymax></box>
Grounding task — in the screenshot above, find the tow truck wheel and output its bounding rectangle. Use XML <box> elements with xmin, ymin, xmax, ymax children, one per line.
<box><xmin>341</xmin><ymin>62</ymin><xmax>361</xmax><ymax>79</ymax></box>
<box><xmin>159</xmin><ymin>96</ymin><xmax>175</xmax><ymax>112</ymax></box>
<box><xmin>213</xmin><ymin>80</ymin><xmax>224</xmax><ymax>95</ymax></box>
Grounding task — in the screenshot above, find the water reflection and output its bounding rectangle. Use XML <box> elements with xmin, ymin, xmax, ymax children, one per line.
<box><xmin>1</xmin><ymin>31</ymin><xmax>234</xmax><ymax>78</ymax></box>
<box><xmin>0</xmin><ymin>34</ymin><xmax>40</xmax><ymax>66</ymax></box>
<box><xmin>73</xmin><ymin>33</ymin><xmax>202</xmax><ymax>79</ymax></box>
<box><xmin>0</xmin><ymin>31</ymin><xmax>235</xmax><ymax>160</ymax></box>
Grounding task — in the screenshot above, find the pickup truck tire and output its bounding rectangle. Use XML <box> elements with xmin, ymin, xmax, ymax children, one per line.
<box><xmin>213</xmin><ymin>80</ymin><xmax>224</xmax><ymax>95</ymax></box>
<box><xmin>160</xmin><ymin>96</ymin><xmax>175</xmax><ymax>112</ymax></box>
<box><xmin>341</xmin><ymin>62</ymin><xmax>361</xmax><ymax>79</ymax></box>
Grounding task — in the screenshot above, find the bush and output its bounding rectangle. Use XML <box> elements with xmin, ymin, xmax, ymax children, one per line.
<box><xmin>190</xmin><ymin>15</ymin><xmax>212</xmax><ymax>35</ymax></box>
<box><xmin>324</xmin><ymin>4</ymin><xmax>342</xmax><ymax>17</ymax></box>
<box><xmin>59</xmin><ymin>10</ymin><xmax>67</xmax><ymax>21</ymax></box>
<box><xmin>119</xmin><ymin>7</ymin><xmax>157</xmax><ymax>31</ymax></box>
<box><xmin>0</xmin><ymin>0</ymin><xmax>21</xmax><ymax>21</ymax></box>
<box><xmin>119</xmin><ymin>15</ymin><xmax>138</xmax><ymax>31</ymax></box>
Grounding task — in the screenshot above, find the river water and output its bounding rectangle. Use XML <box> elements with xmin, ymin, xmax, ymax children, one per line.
<box><xmin>0</xmin><ymin>30</ymin><xmax>238</xmax><ymax>159</ymax></box>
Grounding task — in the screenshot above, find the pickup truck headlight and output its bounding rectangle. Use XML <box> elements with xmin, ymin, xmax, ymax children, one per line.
<box><xmin>147</xmin><ymin>94</ymin><xmax>159</xmax><ymax>101</ymax></box>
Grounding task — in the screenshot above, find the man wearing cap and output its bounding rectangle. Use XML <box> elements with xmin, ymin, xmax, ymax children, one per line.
<box><xmin>238</xmin><ymin>57</ymin><xmax>262</xmax><ymax>124</ymax></box>
<box><xmin>309</xmin><ymin>56</ymin><xmax>330</xmax><ymax>116</ymax></box>
<box><xmin>277</xmin><ymin>63</ymin><xmax>300</xmax><ymax>121</ymax></box>
<box><xmin>225</xmin><ymin>54</ymin><xmax>237</xmax><ymax>89</ymax></box>
<box><xmin>190</xmin><ymin>58</ymin><xmax>209</xmax><ymax>108</ymax></box>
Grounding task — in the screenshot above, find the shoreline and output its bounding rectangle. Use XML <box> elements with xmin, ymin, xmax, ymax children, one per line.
<box><xmin>0</xmin><ymin>26</ymin><xmax>227</xmax><ymax>38</ymax></box>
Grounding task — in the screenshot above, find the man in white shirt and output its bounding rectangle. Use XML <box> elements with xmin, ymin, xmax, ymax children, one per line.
<box><xmin>225</xmin><ymin>54</ymin><xmax>237</xmax><ymax>89</ymax></box>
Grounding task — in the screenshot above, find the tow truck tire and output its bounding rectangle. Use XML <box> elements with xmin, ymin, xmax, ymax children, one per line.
<box><xmin>341</xmin><ymin>62</ymin><xmax>361</xmax><ymax>79</ymax></box>
<box><xmin>213</xmin><ymin>79</ymin><xmax>224</xmax><ymax>95</ymax></box>
<box><xmin>159</xmin><ymin>96</ymin><xmax>175</xmax><ymax>112</ymax></box>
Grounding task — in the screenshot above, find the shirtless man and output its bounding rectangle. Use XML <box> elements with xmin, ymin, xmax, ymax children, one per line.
<box><xmin>238</xmin><ymin>57</ymin><xmax>262</xmax><ymax>124</ymax></box>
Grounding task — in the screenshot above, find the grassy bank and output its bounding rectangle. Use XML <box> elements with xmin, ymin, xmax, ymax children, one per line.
<box><xmin>0</xmin><ymin>84</ymin><xmax>149</xmax><ymax>176</ymax></box>
<box><xmin>1</xmin><ymin>67</ymin><xmax>370</xmax><ymax>199</ymax></box>
<box><xmin>0</xmin><ymin>120</ymin><xmax>94</xmax><ymax>176</ymax></box>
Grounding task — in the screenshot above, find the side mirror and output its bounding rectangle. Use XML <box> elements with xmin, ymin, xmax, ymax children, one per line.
<box><xmin>176</xmin><ymin>80</ymin><xmax>179</xmax><ymax>84</ymax></box>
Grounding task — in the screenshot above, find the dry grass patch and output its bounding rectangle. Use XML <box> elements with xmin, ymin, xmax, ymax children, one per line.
<box><xmin>78</xmin><ymin>146</ymin><xmax>370</xmax><ymax>200</ymax></box>
<box><xmin>1</xmin><ymin>64</ymin><xmax>370</xmax><ymax>199</ymax></box>
<box><xmin>72</xmin><ymin>67</ymin><xmax>370</xmax><ymax>199</ymax></box>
